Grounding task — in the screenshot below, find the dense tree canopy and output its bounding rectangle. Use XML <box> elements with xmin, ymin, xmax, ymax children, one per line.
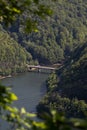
<box><xmin>37</xmin><ymin>41</ymin><xmax>87</xmax><ymax>119</ymax></box>
<box><xmin>5</xmin><ymin>0</ymin><xmax>87</xmax><ymax>65</ymax></box>
<box><xmin>0</xmin><ymin>25</ymin><xmax>34</xmax><ymax>76</ymax></box>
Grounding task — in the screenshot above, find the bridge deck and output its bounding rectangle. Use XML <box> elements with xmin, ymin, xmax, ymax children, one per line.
<box><xmin>27</xmin><ymin>65</ymin><xmax>57</xmax><ymax>70</ymax></box>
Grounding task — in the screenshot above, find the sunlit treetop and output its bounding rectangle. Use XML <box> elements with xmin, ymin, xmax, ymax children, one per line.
<box><xmin>0</xmin><ymin>0</ymin><xmax>54</xmax><ymax>32</ymax></box>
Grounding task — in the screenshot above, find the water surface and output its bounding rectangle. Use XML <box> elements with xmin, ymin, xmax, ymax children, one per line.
<box><xmin>2</xmin><ymin>72</ymin><xmax>48</xmax><ymax>112</ymax></box>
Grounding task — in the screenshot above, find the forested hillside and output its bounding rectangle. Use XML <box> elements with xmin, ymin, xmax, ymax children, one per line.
<box><xmin>37</xmin><ymin>42</ymin><xmax>87</xmax><ymax>118</ymax></box>
<box><xmin>0</xmin><ymin>25</ymin><xmax>35</xmax><ymax>76</ymax></box>
<box><xmin>1</xmin><ymin>0</ymin><xmax>87</xmax><ymax>74</ymax></box>
<box><xmin>7</xmin><ymin>0</ymin><xmax>87</xmax><ymax>64</ymax></box>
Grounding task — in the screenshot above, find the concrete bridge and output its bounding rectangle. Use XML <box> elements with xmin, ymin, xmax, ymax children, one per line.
<box><xmin>27</xmin><ymin>65</ymin><xmax>57</xmax><ymax>73</ymax></box>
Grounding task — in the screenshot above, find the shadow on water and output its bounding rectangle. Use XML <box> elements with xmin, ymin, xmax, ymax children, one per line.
<box><xmin>40</xmin><ymin>82</ymin><xmax>47</xmax><ymax>96</ymax></box>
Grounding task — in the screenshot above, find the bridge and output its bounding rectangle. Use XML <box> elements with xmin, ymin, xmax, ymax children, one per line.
<box><xmin>26</xmin><ymin>65</ymin><xmax>58</xmax><ymax>73</ymax></box>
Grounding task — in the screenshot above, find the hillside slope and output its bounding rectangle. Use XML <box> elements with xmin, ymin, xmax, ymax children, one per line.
<box><xmin>37</xmin><ymin>42</ymin><xmax>87</xmax><ymax>118</ymax></box>
<box><xmin>58</xmin><ymin>42</ymin><xmax>87</xmax><ymax>100</ymax></box>
<box><xmin>7</xmin><ymin>0</ymin><xmax>87</xmax><ymax>64</ymax></box>
<box><xmin>0</xmin><ymin>26</ymin><xmax>33</xmax><ymax>76</ymax></box>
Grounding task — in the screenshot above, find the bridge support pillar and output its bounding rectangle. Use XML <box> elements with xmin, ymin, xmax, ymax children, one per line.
<box><xmin>38</xmin><ymin>69</ymin><xmax>41</xmax><ymax>72</ymax></box>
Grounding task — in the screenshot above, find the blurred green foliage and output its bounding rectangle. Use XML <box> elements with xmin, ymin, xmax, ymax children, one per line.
<box><xmin>0</xmin><ymin>0</ymin><xmax>53</xmax><ymax>32</ymax></box>
<box><xmin>0</xmin><ymin>84</ymin><xmax>87</xmax><ymax>130</ymax></box>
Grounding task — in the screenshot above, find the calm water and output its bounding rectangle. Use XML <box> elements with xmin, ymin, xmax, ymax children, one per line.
<box><xmin>1</xmin><ymin>72</ymin><xmax>48</xmax><ymax>112</ymax></box>
<box><xmin>0</xmin><ymin>72</ymin><xmax>48</xmax><ymax>130</ymax></box>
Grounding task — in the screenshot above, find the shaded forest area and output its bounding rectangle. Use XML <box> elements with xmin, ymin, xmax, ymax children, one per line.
<box><xmin>37</xmin><ymin>42</ymin><xmax>87</xmax><ymax>118</ymax></box>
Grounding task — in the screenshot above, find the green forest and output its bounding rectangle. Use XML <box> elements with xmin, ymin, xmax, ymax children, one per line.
<box><xmin>37</xmin><ymin>41</ymin><xmax>87</xmax><ymax>118</ymax></box>
<box><xmin>0</xmin><ymin>0</ymin><xmax>87</xmax><ymax>130</ymax></box>
<box><xmin>8</xmin><ymin>0</ymin><xmax>87</xmax><ymax>64</ymax></box>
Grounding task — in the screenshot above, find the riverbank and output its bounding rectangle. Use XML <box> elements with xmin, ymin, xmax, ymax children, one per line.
<box><xmin>0</xmin><ymin>63</ymin><xmax>62</xmax><ymax>80</ymax></box>
<box><xmin>0</xmin><ymin>75</ymin><xmax>12</xmax><ymax>80</ymax></box>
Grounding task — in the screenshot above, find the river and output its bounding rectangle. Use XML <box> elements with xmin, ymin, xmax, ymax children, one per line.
<box><xmin>1</xmin><ymin>72</ymin><xmax>49</xmax><ymax>130</ymax></box>
<box><xmin>1</xmin><ymin>72</ymin><xmax>48</xmax><ymax>112</ymax></box>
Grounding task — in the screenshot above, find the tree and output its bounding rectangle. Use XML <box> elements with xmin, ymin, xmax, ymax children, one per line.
<box><xmin>0</xmin><ymin>0</ymin><xmax>53</xmax><ymax>32</ymax></box>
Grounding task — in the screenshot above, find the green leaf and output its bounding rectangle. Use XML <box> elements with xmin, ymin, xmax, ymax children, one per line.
<box><xmin>9</xmin><ymin>93</ymin><xmax>18</xmax><ymax>101</ymax></box>
<box><xmin>12</xmin><ymin>8</ymin><xmax>21</xmax><ymax>13</ymax></box>
<box><xmin>21</xmin><ymin>108</ymin><xmax>26</xmax><ymax>114</ymax></box>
